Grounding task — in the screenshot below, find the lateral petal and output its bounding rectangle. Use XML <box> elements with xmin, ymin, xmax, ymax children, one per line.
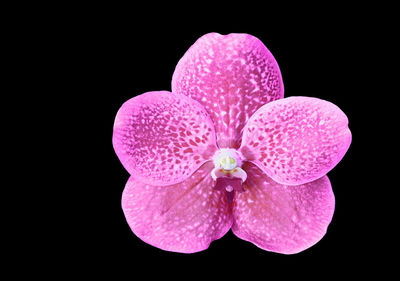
<box><xmin>240</xmin><ymin>96</ymin><xmax>351</xmax><ymax>185</ymax></box>
<box><xmin>113</xmin><ymin>91</ymin><xmax>217</xmax><ymax>186</ymax></box>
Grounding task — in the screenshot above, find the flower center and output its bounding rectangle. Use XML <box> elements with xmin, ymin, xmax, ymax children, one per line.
<box><xmin>213</xmin><ymin>148</ymin><xmax>241</xmax><ymax>171</ymax></box>
<box><xmin>211</xmin><ymin>148</ymin><xmax>247</xmax><ymax>188</ymax></box>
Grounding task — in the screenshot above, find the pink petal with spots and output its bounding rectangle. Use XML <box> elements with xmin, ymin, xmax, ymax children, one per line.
<box><xmin>240</xmin><ymin>97</ymin><xmax>351</xmax><ymax>185</ymax></box>
<box><xmin>232</xmin><ymin>162</ymin><xmax>335</xmax><ymax>254</ymax></box>
<box><xmin>122</xmin><ymin>162</ymin><xmax>232</xmax><ymax>253</ymax></box>
<box><xmin>113</xmin><ymin>91</ymin><xmax>217</xmax><ymax>186</ymax></box>
<box><xmin>172</xmin><ymin>33</ymin><xmax>284</xmax><ymax>149</ymax></box>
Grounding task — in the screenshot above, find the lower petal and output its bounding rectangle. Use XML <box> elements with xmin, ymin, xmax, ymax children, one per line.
<box><xmin>232</xmin><ymin>162</ymin><xmax>335</xmax><ymax>254</ymax></box>
<box><xmin>121</xmin><ymin>162</ymin><xmax>232</xmax><ymax>253</ymax></box>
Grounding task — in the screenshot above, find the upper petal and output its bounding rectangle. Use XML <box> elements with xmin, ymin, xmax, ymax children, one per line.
<box><xmin>232</xmin><ymin>162</ymin><xmax>335</xmax><ymax>254</ymax></box>
<box><xmin>172</xmin><ymin>33</ymin><xmax>284</xmax><ymax>149</ymax></box>
<box><xmin>121</xmin><ymin>162</ymin><xmax>232</xmax><ymax>253</ymax></box>
<box><xmin>240</xmin><ymin>96</ymin><xmax>351</xmax><ymax>185</ymax></box>
<box><xmin>113</xmin><ymin>91</ymin><xmax>217</xmax><ymax>186</ymax></box>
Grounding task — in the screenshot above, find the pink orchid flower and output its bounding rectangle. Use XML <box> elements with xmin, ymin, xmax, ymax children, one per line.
<box><xmin>112</xmin><ymin>33</ymin><xmax>351</xmax><ymax>254</ymax></box>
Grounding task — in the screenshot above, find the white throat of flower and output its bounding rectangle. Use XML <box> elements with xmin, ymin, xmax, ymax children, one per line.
<box><xmin>211</xmin><ymin>148</ymin><xmax>247</xmax><ymax>183</ymax></box>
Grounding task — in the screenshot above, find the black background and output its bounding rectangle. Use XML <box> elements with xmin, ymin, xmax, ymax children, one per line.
<box><xmin>46</xmin><ymin>8</ymin><xmax>388</xmax><ymax>278</ymax></box>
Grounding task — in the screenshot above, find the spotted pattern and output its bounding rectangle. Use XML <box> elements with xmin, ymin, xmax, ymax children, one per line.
<box><xmin>232</xmin><ymin>162</ymin><xmax>335</xmax><ymax>254</ymax></box>
<box><xmin>240</xmin><ymin>97</ymin><xmax>352</xmax><ymax>185</ymax></box>
<box><xmin>113</xmin><ymin>91</ymin><xmax>217</xmax><ymax>186</ymax></box>
<box><xmin>172</xmin><ymin>33</ymin><xmax>284</xmax><ymax>149</ymax></box>
<box><xmin>122</xmin><ymin>162</ymin><xmax>232</xmax><ymax>253</ymax></box>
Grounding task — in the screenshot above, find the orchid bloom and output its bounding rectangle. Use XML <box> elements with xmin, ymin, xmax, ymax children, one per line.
<box><xmin>112</xmin><ymin>33</ymin><xmax>351</xmax><ymax>254</ymax></box>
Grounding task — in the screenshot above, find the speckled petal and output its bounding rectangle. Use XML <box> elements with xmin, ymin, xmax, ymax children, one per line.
<box><xmin>240</xmin><ymin>97</ymin><xmax>351</xmax><ymax>185</ymax></box>
<box><xmin>122</xmin><ymin>162</ymin><xmax>232</xmax><ymax>253</ymax></box>
<box><xmin>232</xmin><ymin>162</ymin><xmax>335</xmax><ymax>254</ymax></box>
<box><xmin>172</xmin><ymin>33</ymin><xmax>284</xmax><ymax>149</ymax></box>
<box><xmin>113</xmin><ymin>91</ymin><xmax>217</xmax><ymax>186</ymax></box>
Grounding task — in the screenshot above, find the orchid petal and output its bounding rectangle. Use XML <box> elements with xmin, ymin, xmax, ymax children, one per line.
<box><xmin>232</xmin><ymin>162</ymin><xmax>335</xmax><ymax>254</ymax></box>
<box><xmin>121</xmin><ymin>162</ymin><xmax>232</xmax><ymax>253</ymax></box>
<box><xmin>172</xmin><ymin>33</ymin><xmax>284</xmax><ymax>149</ymax></box>
<box><xmin>113</xmin><ymin>91</ymin><xmax>217</xmax><ymax>186</ymax></box>
<box><xmin>240</xmin><ymin>96</ymin><xmax>351</xmax><ymax>185</ymax></box>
